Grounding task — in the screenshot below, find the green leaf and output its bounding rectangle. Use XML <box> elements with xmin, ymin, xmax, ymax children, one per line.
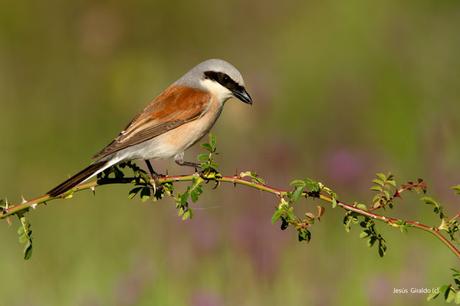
<box><xmin>440</xmin><ymin>285</ymin><xmax>451</xmax><ymax>300</ymax></box>
<box><xmin>181</xmin><ymin>208</ymin><xmax>193</xmax><ymax>220</ymax></box>
<box><xmin>240</xmin><ymin>171</ymin><xmax>266</xmax><ymax>184</ymax></box>
<box><xmin>286</xmin><ymin>207</ymin><xmax>296</xmax><ymax>220</ymax></box>
<box><xmin>395</xmin><ymin>220</ymin><xmax>408</xmax><ymax>233</ymax></box>
<box><xmin>332</xmin><ymin>197</ymin><xmax>337</xmax><ymax>208</ymax></box>
<box><xmin>383</xmin><ymin>190</ymin><xmax>391</xmax><ymax>200</ymax></box>
<box><xmin>290</xmin><ymin>179</ymin><xmax>306</xmax><ymax>188</ymax></box>
<box><xmin>252</xmin><ymin>176</ymin><xmax>265</xmax><ymax>185</ymax></box>
<box><xmin>427</xmin><ymin>288</ymin><xmax>440</xmax><ymax>301</ymax></box>
<box><xmin>446</xmin><ymin>287</ymin><xmax>456</xmax><ymax>303</ymax></box>
<box><xmin>343</xmin><ymin>213</ymin><xmax>355</xmax><ymax>233</ymax></box>
<box><xmin>128</xmin><ymin>186</ymin><xmax>142</xmax><ymax>199</ymax></box>
<box><xmin>421</xmin><ymin>196</ymin><xmax>438</xmax><ymax>206</ymax></box>
<box><xmin>304</xmin><ymin>178</ymin><xmax>321</xmax><ymax>193</ymax></box>
<box><xmin>291</xmin><ymin>186</ymin><xmax>304</xmax><ymax>202</ymax></box>
<box><xmin>455</xmin><ymin>291</ymin><xmax>460</xmax><ymax>304</ymax></box>
<box><xmin>179</xmin><ymin>191</ymin><xmax>189</xmax><ymax>205</ymax></box>
<box><xmin>271</xmin><ymin>208</ymin><xmax>283</xmax><ymax>224</ymax></box>
<box><xmin>140</xmin><ymin>187</ymin><xmax>151</xmax><ymax>202</ymax></box>
<box><xmin>451</xmin><ymin>268</ymin><xmax>460</xmax><ymax>278</ymax></box>
<box><xmin>209</xmin><ymin>134</ymin><xmax>216</xmax><ymax>149</ymax></box>
<box><xmin>19</xmin><ymin>234</ymin><xmax>29</xmax><ymax>244</ymax></box>
<box><xmin>387</xmin><ymin>180</ymin><xmax>397</xmax><ymax>188</ymax></box>
<box><xmin>452</xmin><ymin>185</ymin><xmax>460</xmax><ymax>196</ymax></box>
<box><xmin>370</xmin><ymin>186</ymin><xmax>383</xmax><ymax>192</ymax></box>
<box><xmin>24</xmin><ymin>241</ymin><xmax>33</xmax><ymax>260</ymax></box>
<box><xmin>297</xmin><ymin>228</ymin><xmax>311</xmax><ymax>242</ymax></box>
<box><xmin>197</xmin><ymin>153</ymin><xmax>209</xmax><ymax>162</ymax></box>
<box><xmin>17</xmin><ymin>215</ymin><xmax>33</xmax><ymax>260</ymax></box>
<box><xmin>376</xmin><ymin>173</ymin><xmax>387</xmax><ymax>181</ymax></box>
<box><xmin>190</xmin><ymin>185</ymin><xmax>203</xmax><ymax>202</ymax></box>
<box><xmin>368</xmin><ymin>236</ymin><xmax>376</xmax><ymax>247</ymax></box>
<box><xmin>378</xmin><ymin>242</ymin><xmax>386</xmax><ymax>257</ymax></box>
<box><xmin>116</xmin><ymin>167</ymin><xmax>125</xmax><ymax>178</ymax></box>
<box><xmin>201</xmin><ymin>143</ymin><xmax>212</xmax><ymax>151</ymax></box>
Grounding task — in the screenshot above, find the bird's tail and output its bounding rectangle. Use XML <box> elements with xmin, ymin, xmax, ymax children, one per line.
<box><xmin>47</xmin><ymin>160</ymin><xmax>110</xmax><ymax>197</ymax></box>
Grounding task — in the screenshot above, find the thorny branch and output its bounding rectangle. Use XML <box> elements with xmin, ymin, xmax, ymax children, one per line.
<box><xmin>1</xmin><ymin>169</ymin><xmax>460</xmax><ymax>258</ymax></box>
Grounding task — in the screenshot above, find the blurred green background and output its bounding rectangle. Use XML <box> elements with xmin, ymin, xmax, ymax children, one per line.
<box><xmin>1</xmin><ymin>1</ymin><xmax>460</xmax><ymax>305</ymax></box>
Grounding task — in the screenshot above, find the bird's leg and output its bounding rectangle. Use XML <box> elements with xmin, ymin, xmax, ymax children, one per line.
<box><xmin>144</xmin><ymin>160</ymin><xmax>165</xmax><ymax>194</ymax></box>
<box><xmin>145</xmin><ymin>160</ymin><xmax>160</xmax><ymax>178</ymax></box>
<box><xmin>174</xmin><ymin>152</ymin><xmax>201</xmax><ymax>172</ymax></box>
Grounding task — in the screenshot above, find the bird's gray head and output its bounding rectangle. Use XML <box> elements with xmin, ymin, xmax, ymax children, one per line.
<box><xmin>175</xmin><ymin>59</ymin><xmax>252</xmax><ymax>104</ymax></box>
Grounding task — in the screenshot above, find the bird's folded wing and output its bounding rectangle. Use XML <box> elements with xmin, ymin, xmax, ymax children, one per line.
<box><xmin>93</xmin><ymin>86</ymin><xmax>211</xmax><ymax>160</ymax></box>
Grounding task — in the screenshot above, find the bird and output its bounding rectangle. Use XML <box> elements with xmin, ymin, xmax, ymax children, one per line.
<box><xmin>47</xmin><ymin>58</ymin><xmax>252</xmax><ymax>197</ymax></box>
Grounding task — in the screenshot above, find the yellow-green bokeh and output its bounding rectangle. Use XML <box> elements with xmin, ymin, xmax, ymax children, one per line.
<box><xmin>1</xmin><ymin>1</ymin><xmax>459</xmax><ymax>305</ymax></box>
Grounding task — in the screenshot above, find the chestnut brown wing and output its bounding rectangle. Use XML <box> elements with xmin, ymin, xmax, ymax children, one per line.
<box><xmin>93</xmin><ymin>86</ymin><xmax>211</xmax><ymax>160</ymax></box>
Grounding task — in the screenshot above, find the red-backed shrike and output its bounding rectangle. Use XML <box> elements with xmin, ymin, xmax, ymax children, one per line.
<box><xmin>47</xmin><ymin>59</ymin><xmax>252</xmax><ymax>197</ymax></box>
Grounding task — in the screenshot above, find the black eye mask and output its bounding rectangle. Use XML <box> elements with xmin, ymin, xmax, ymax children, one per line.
<box><xmin>203</xmin><ymin>71</ymin><xmax>244</xmax><ymax>93</ymax></box>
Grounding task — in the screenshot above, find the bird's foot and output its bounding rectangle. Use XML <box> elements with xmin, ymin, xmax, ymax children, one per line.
<box><xmin>144</xmin><ymin>160</ymin><xmax>167</xmax><ymax>193</ymax></box>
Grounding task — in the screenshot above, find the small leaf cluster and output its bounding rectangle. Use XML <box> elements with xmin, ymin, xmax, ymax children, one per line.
<box><xmin>419</xmin><ymin>195</ymin><xmax>460</xmax><ymax>242</ymax></box>
<box><xmin>428</xmin><ymin>269</ymin><xmax>460</xmax><ymax>304</ymax></box>
<box><xmin>359</xmin><ymin>217</ymin><xmax>387</xmax><ymax>257</ymax></box>
<box><xmin>173</xmin><ymin>134</ymin><xmax>223</xmax><ymax>220</ymax></box>
<box><xmin>175</xmin><ymin>176</ymin><xmax>204</xmax><ymax>220</ymax></box>
<box><xmin>239</xmin><ymin>171</ymin><xmax>266</xmax><ymax>185</ymax></box>
<box><xmin>17</xmin><ymin>213</ymin><xmax>33</xmax><ymax>260</ymax></box>
<box><xmin>394</xmin><ymin>220</ymin><xmax>409</xmax><ymax>233</ymax></box>
<box><xmin>342</xmin><ymin>204</ymin><xmax>369</xmax><ymax>233</ymax></box>
<box><xmin>97</xmin><ymin>162</ymin><xmax>126</xmax><ymax>180</ymax></box>
<box><xmin>421</xmin><ymin>196</ymin><xmax>446</xmax><ymax>219</ymax></box>
<box><xmin>100</xmin><ymin>161</ymin><xmax>174</xmax><ymax>202</ymax></box>
<box><xmin>321</xmin><ymin>185</ymin><xmax>339</xmax><ymax>208</ymax></box>
<box><xmin>453</xmin><ymin>185</ymin><xmax>460</xmax><ymax>196</ymax></box>
<box><xmin>290</xmin><ymin>178</ymin><xmax>321</xmax><ymax>199</ymax></box>
<box><xmin>1</xmin><ymin>199</ymin><xmax>34</xmax><ymax>260</ymax></box>
<box><xmin>271</xmin><ymin>198</ymin><xmax>295</xmax><ymax>231</ymax></box>
<box><xmin>401</xmin><ymin>178</ymin><xmax>427</xmax><ymax>194</ymax></box>
<box><xmin>369</xmin><ymin>173</ymin><xmax>460</xmax><ymax>243</ymax></box>
<box><xmin>371</xmin><ymin>173</ymin><xmax>397</xmax><ymax>209</ymax></box>
<box><xmin>99</xmin><ymin>161</ymin><xmax>148</xmax><ymax>183</ymax></box>
<box><xmin>198</xmin><ymin>134</ymin><xmax>220</xmax><ymax>177</ymax></box>
<box><xmin>343</xmin><ymin>211</ymin><xmax>359</xmax><ymax>233</ymax></box>
<box><xmin>444</xmin><ymin>218</ymin><xmax>460</xmax><ymax>243</ymax></box>
<box><xmin>343</xmin><ymin>212</ymin><xmax>387</xmax><ymax>257</ymax></box>
<box><xmin>272</xmin><ymin>178</ymin><xmax>325</xmax><ymax>242</ymax></box>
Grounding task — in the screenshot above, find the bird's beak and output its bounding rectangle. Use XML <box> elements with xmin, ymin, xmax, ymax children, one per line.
<box><xmin>232</xmin><ymin>87</ymin><xmax>253</xmax><ymax>105</ymax></box>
